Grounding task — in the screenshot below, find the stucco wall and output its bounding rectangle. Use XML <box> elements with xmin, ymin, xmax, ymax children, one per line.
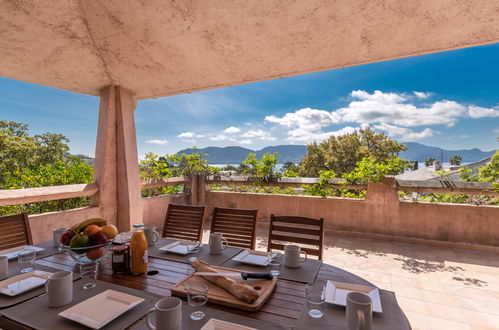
<box><xmin>204</xmin><ymin>183</ymin><xmax>499</xmax><ymax>246</ymax></box>
<box><xmin>142</xmin><ymin>193</ymin><xmax>189</xmax><ymax>229</ymax></box>
<box><xmin>29</xmin><ymin>206</ymin><xmax>102</xmax><ymax>243</ymax></box>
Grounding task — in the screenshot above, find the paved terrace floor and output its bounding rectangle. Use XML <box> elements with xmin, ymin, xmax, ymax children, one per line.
<box><xmin>201</xmin><ymin>224</ymin><xmax>499</xmax><ymax>330</ymax></box>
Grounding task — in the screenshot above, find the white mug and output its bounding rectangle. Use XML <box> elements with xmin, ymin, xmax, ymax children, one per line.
<box><xmin>209</xmin><ymin>233</ymin><xmax>228</xmax><ymax>255</ymax></box>
<box><xmin>46</xmin><ymin>270</ymin><xmax>73</xmax><ymax>308</ymax></box>
<box><xmin>53</xmin><ymin>228</ymin><xmax>66</xmax><ymax>248</ymax></box>
<box><xmin>147</xmin><ymin>297</ymin><xmax>182</xmax><ymax>330</ymax></box>
<box><xmin>143</xmin><ymin>226</ymin><xmax>160</xmax><ymax>246</ymax></box>
<box><xmin>284</xmin><ymin>245</ymin><xmax>307</xmax><ymax>268</ymax></box>
<box><xmin>346</xmin><ymin>292</ymin><xmax>372</xmax><ymax>330</ymax></box>
<box><xmin>0</xmin><ymin>256</ymin><xmax>8</xmax><ymax>280</ymax></box>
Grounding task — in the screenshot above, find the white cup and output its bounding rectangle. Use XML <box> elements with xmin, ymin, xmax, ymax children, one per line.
<box><xmin>143</xmin><ymin>226</ymin><xmax>160</xmax><ymax>246</ymax></box>
<box><xmin>346</xmin><ymin>292</ymin><xmax>373</xmax><ymax>330</ymax></box>
<box><xmin>0</xmin><ymin>256</ymin><xmax>8</xmax><ymax>280</ymax></box>
<box><xmin>209</xmin><ymin>233</ymin><xmax>228</xmax><ymax>255</ymax></box>
<box><xmin>147</xmin><ymin>297</ymin><xmax>182</xmax><ymax>330</ymax></box>
<box><xmin>46</xmin><ymin>270</ymin><xmax>73</xmax><ymax>308</ymax></box>
<box><xmin>53</xmin><ymin>228</ymin><xmax>66</xmax><ymax>248</ymax></box>
<box><xmin>284</xmin><ymin>245</ymin><xmax>307</xmax><ymax>268</ymax></box>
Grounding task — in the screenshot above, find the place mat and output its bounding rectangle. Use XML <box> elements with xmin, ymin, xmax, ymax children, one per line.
<box><xmin>132</xmin><ymin>301</ymin><xmax>289</xmax><ymax>330</ymax></box>
<box><xmin>0</xmin><ymin>280</ymin><xmax>163</xmax><ymax>330</ymax></box>
<box><xmin>0</xmin><ymin>263</ymin><xmax>80</xmax><ymax>309</ymax></box>
<box><xmin>294</xmin><ymin>290</ymin><xmax>411</xmax><ymax>330</ymax></box>
<box><xmin>220</xmin><ymin>252</ymin><xmax>322</xmax><ymax>283</ymax></box>
<box><xmin>148</xmin><ymin>238</ymin><xmax>243</xmax><ymax>266</ymax></box>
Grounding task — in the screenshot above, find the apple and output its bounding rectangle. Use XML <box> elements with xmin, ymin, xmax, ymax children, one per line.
<box><xmin>89</xmin><ymin>232</ymin><xmax>108</xmax><ymax>246</ymax></box>
<box><xmin>60</xmin><ymin>230</ymin><xmax>75</xmax><ymax>246</ymax></box>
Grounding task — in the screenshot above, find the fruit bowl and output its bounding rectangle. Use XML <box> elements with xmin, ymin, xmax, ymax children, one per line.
<box><xmin>63</xmin><ymin>241</ymin><xmax>112</xmax><ymax>264</ymax></box>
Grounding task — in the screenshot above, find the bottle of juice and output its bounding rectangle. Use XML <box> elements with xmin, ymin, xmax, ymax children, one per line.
<box><xmin>130</xmin><ymin>223</ymin><xmax>148</xmax><ymax>275</ymax></box>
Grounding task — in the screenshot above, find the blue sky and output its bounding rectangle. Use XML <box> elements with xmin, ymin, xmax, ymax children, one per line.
<box><xmin>1</xmin><ymin>44</ymin><xmax>498</xmax><ymax>157</ymax></box>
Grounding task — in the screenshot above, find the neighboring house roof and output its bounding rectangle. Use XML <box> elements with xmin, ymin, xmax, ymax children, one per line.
<box><xmin>396</xmin><ymin>157</ymin><xmax>491</xmax><ymax>181</ymax></box>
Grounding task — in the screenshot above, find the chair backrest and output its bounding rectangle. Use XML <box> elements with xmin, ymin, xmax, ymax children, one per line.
<box><xmin>211</xmin><ymin>207</ymin><xmax>258</xmax><ymax>250</ymax></box>
<box><xmin>0</xmin><ymin>213</ymin><xmax>32</xmax><ymax>250</ymax></box>
<box><xmin>267</xmin><ymin>215</ymin><xmax>324</xmax><ymax>260</ymax></box>
<box><xmin>162</xmin><ymin>204</ymin><xmax>206</xmax><ymax>242</ymax></box>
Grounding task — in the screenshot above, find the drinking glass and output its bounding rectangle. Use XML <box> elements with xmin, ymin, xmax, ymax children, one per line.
<box><xmin>187</xmin><ymin>241</ymin><xmax>200</xmax><ymax>262</ymax></box>
<box><xmin>187</xmin><ymin>283</ymin><xmax>208</xmax><ymax>320</ymax></box>
<box><xmin>305</xmin><ymin>280</ymin><xmax>325</xmax><ymax>318</ymax></box>
<box><xmin>18</xmin><ymin>247</ymin><xmax>36</xmax><ymax>273</ymax></box>
<box><xmin>268</xmin><ymin>252</ymin><xmax>282</xmax><ymax>277</ymax></box>
<box><xmin>80</xmin><ymin>262</ymin><xmax>99</xmax><ymax>289</ymax></box>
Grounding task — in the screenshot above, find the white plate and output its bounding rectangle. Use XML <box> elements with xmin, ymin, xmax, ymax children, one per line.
<box><xmin>232</xmin><ymin>250</ymin><xmax>270</xmax><ymax>266</ymax></box>
<box><xmin>0</xmin><ymin>245</ymin><xmax>45</xmax><ymax>260</ymax></box>
<box><xmin>325</xmin><ymin>280</ymin><xmax>383</xmax><ymax>313</ymax></box>
<box><xmin>158</xmin><ymin>241</ymin><xmax>189</xmax><ymax>255</ymax></box>
<box><xmin>59</xmin><ymin>289</ymin><xmax>144</xmax><ymax>329</ymax></box>
<box><xmin>200</xmin><ymin>318</ymin><xmax>257</xmax><ymax>330</ymax></box>
<box><xmin>0</xmin><ymin>270</ymin><xmax>52</xmax><ymax>296</ymax></box>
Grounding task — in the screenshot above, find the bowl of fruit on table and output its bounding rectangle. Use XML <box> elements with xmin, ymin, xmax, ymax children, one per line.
<box><xmin>60</xmin><ymin>218</ymin><xmax>118</xmax><ymax>264</ymax></box>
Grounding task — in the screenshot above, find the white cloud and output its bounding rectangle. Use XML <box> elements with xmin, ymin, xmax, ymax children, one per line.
<box><xmin>468</xmin><ymin>106</ymin><xmax>499</xmax><ymax>118</ymax></box>
<box><xmin>286</xmin><ymin>126</ymin><xmax>358</xmax><ymax>142</ymax></box>
<box><xmin>177</xmin><ymin>132</ymin><xmax>195</xmax><ymax>139</ymax></box>
<box><xmin>145</xmin><ymin>139</ymin><xmax>168</xmax><ymax>145</ymax></box>
<box><xmin>210</xmin><ymin>134</ymin><xmax>229</xmax><ymax>141</ymax></box>
<box><xmin>374</xmin><ymin>123</ymin><xmax>435</xmax><ymax>140</ymax></box>
<box><xmin>241</xmin><ymin>129</ymin><xmax>276</xmax><ymax>141</ymax></box>
<box><xmin>494</xmin><ymin>128</ymin><xmax>499</xmax><ymax>134</ymax></box>
<box><xmin>414</xmin><ymin>91</ymin><xmax>432</xmax><ymax>99</ymax></box>
<box><xmin>239</xmin><ymin>139</ymin><xmax>252</xmax><ymax>145</ymax></box>
<box><xmin>224</xmin><ymin>126</ymin><xmax>241</xmax><ymax>134</ymax></box>
<box><xmin>337</xmin><ymin>91</ymin><xmax>466</xmax><ymax>127</ymax></box>
<box><xmin>265</xmin><ymin>108</ymin><xmax>339</xmax><ymax>131</ymax></box>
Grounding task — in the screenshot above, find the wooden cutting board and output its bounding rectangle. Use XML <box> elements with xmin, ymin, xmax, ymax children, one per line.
<box><xmin>171</xmin><ymin>265</ymin><xmax>277</xmax><ymax>312</ymax></box>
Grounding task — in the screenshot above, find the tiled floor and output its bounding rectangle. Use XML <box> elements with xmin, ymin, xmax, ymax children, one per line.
<box><xmin>205</xmin><ymin>226</ymin><xmax>499</xmax><ymax>330</ymax></box>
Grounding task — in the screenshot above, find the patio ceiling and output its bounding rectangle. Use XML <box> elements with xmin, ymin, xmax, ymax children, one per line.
<box><xmin>1</xmin><ymin>0</ymin><xmax>498</xmax><ymax>100</ymax></box>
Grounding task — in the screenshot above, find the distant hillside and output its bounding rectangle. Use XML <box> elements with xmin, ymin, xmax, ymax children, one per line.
<box><xmin>400</xmin><ymin>142</ymin><xmax>496</xmax><ymax>162</ymax></box>
<box><xmin>176</xmin><ymin>145</ymin><xmax>307</xmax><ymax>163</ymax></box>
<box><xmin>177</xmin><ymin>143</ymin><xmax>495</xmax><ymax>164</ymax></box>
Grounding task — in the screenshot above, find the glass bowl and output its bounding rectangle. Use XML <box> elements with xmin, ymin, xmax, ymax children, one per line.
<box><xmin>63</xmin><ymin>241</ymin><xmax>111</xmax><ymax>264</ymax></box>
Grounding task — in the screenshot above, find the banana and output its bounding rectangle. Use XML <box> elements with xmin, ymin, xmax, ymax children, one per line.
<box><xmin>75</xmin><ymin>218</ymin><xmax>107</xmax><ymax>233</ymax></box>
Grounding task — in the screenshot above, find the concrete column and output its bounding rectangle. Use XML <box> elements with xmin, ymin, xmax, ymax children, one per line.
<box><xmin>92</xmin><ymin>86</ymin><xmax>143</xmax><ymax>232</ymax></box>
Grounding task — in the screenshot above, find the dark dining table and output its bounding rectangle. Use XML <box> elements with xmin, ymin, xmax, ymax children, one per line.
<box><xmin>0</xmin><ymin>241</ymin><xmax>411</xmax><ymax>329</ymax></box>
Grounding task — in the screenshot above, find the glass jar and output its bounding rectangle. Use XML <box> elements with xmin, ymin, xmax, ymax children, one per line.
<box><xmin>130</xmin><ymin>223</ymin><xmax>148</xmax><ymax>275</ymax></box>
<box><xmin>111</xmin><ymin>245</ymin><xmax>129</xmax><ymax>274</ymax></box>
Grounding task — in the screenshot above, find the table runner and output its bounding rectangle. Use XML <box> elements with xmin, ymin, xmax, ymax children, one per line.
<box><xmin>0</xmin><ymin>279</ymin><xmax>163</xmax><ymax>330</ymax></box>
<box><xmin>34</xmin><ymin>241</ymin><xmax>66</xmax><ymax>259</ymax></box>
<box><xmin>132</xmin><ymin>301</ymin><xmax>289</xmax><ymax>330</ymax></box>
<box><xmin>0</xmin><ymin>263</ymin><xmax>80</xmax><ymax>309</ymax></box>
<box><xmin>294</xmin><ymin>289</ymin><xmax>411</xmax><ymax>330</ymax></box>
<box><xmin>220</xmin><ymin>252</ymin><xmax>322</xmax><ymax>283</ymax></box>
<box><xmin>148</xmin><ymin>238</ymin><xmax>243</xmax><ymax>266</ymax></box>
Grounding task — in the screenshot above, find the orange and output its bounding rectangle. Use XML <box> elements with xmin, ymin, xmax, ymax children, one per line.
<box><xmin>101</xmin><ymin>224</ymin><xmax>118</xmax><ymax>239</ymax></box>
<box><xmin>86</xmin><ymin>247</ymin><xmax>104</xmax><ymax>260</ymax></box>
<box><xmin>83</xmin><ymin>224</ymin><xmax>101</xmax><ymax>237</ymax></box>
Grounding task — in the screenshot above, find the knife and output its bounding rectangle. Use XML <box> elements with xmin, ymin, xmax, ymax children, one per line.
<box><xmin>194</xmin><ymin>272</ymin><xmax>273</xmax><ymax>280</ymax></box>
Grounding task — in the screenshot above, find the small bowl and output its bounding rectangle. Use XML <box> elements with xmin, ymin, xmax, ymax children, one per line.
<box><xmin>63</xmin><ymin>242</ymin><xmax>111</xmax><ymax>264</ymax></box>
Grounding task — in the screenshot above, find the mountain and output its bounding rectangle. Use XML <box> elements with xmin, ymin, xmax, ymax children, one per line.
<box><xmin>176</xmin><ymin>145</ymin><xmax>307</xmax><ymax>163</ymax></box>
<box><xmin>176</xmin><ymin>143</ymin><xmax>495</xmax><ymax>164</ymax></box>
<box><xmin>399</xmin><ymin>142</ymin><xmax>496</xmax><ymax>162</ymax></box>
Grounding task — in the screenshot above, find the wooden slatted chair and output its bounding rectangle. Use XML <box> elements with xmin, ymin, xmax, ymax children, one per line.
<box><xmin>0</xmin><ymin>213</ymin><xmax>32</xmax><ymax>250</ymax></box>
<box><xmin>210</xmin><ymin>207</ymin><xmax>258</xmax><ymax>250</ymax></box>
<box><xmin>267</xmin><ymin>215</ymin><xmax>324</xmax><ymax>260</ymax></box>
<box><xmin>162</xmin><ymin>204</ymin><xmax>206</xmax><ymax>242</ymax></box>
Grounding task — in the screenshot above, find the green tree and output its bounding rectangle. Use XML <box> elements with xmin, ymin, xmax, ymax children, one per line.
<box><xmin>449</xmin><ymin>155</ymin><xmax>462</xmax><ymax>166</ymax></box>
<box><xmin>222</xmin><ymin>164</ymin><xmax>237</xmax><ymax>172</ymax></box>
<box><xmin>239</xmin><ymin>152</ymin><xmax>280</xmax><ymax>181</ymax></box>
<box><xmin>299</xmin><ymin>128</ymin><xmax>407</xmax><ymax>177</ymax></box>
<box><xmin>425</xmin><ymin>157</ymin><xmax>436</xmax><ymax>167</ymax></box>
<box><xmin>282</xmin><ymin>161</ymin><xmax>299</xmax><ymax>177</ymax></box>
<box><xmin>0</xmin><ymin>121</ymin><xmax>69</xmax><ymax>182</ymax></box>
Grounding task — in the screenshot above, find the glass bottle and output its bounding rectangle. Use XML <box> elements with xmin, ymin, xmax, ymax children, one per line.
<box><xmin>130</xmin><ymin>223</ymin><xmax>148</xmax><ymax>275</ymax></box>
